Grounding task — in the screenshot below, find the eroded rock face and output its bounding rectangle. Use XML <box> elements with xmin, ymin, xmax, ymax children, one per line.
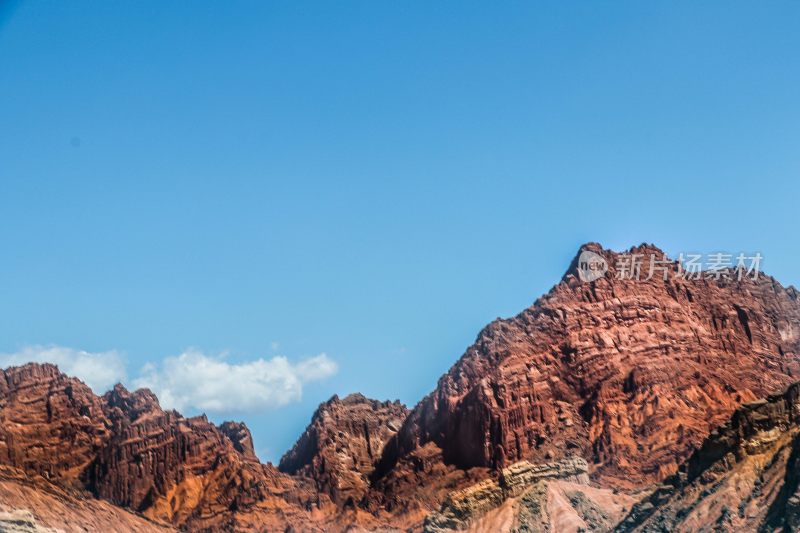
<box><xmin>279</xmin><ymin>393</ymin><xmax>408</xmax><ymax>506</ymax></box>
<box><xmin>424</xmin><ymin>457</ymin><xmax>590</xmax><ymax>532</ymax></box>
<box><xmin>618</xmin><ymin>380</ymin><xmax>800</xmax><ymax>532</ymax></box>
<box><xmin>0</xmin><ymin>464</ymin><xmax>174</xmax><ymax>533</ymax></box>
<box><xmin>0</xmin><ymin>364</ymin><xmax>111</xmax><ymax>489</ymax></box>
<box><xmin>4</xmin><ymin>242</ymin><xmax>800</xmax><ymax>532</ymax></box>
<box><xmin>502</xmin><ymin>457</ymin><xmax>589</xmax><ymax>497</ymax></box>
<box><xmin>0</xmin><ymin>364</ymin><xmax>321</xmax><ymax>532</ymax></box>
<box><xmin>376</xmin><ymin>243</ymin><xmax>800</xmax><ymax>507</ymax></box>
<box><xmin>218</xmin><ymin>421</ymin><xmax>257</xmax><ymax>460</ymax></box>
<box><xmin>88</xmin><ymin>384</ymin><xmax>278</xmax><ymax>524</ymax></box>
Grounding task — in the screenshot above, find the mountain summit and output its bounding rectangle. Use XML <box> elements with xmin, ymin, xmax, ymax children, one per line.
<box><xmin>371</xmin><ymin>242</ymin><xmax>800</xmax><ymax>520</ymax></box>
<box><xmin>1</xmin><ymin>243</ymin><xmax>799</xmax><ymax>532</ymax></box>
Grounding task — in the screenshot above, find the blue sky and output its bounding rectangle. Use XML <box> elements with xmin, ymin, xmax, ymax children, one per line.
<box><xmin>1</xmin><ymin>1</ymin><xmax>799</xmax><ymax>461</ymax></box>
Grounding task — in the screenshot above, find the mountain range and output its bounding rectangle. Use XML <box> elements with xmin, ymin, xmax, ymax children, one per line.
<box><xmin>2</xmin><ymin>243</ymin><xmax>799</xmax><ymax>532</ymax></box>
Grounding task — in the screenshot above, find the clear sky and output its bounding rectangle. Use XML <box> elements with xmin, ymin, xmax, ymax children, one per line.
<box><xmin>1</xmin><ymin>1</ymin><xmax>799</xmax><ymax>461</ymax></box>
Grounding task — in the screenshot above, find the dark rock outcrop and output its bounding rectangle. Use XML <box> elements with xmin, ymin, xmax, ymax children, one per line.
<box><xmin>218</xmin><ymin>421</ymin><xmax>257</xmax><ymax>460</ymax></box>
<box><xmin>279</xmin><ymin>393</ymin><xmax>408</xmax><ymax>506</ymax></box>
<box><xmin>618</xmin><ymin>380</ymin><xmax>800</xmax><ymax>531</ymax></box>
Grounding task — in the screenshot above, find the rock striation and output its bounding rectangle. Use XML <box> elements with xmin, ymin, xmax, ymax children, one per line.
<box><xmin>375</xmin><ymin>242</ymin><xmax>800</xmax><ymax>515</ymax></box>
<box><xmin>0</xmin><ymin>510</ymin><xmax>63</xmax><ymax>533</ymax></box>
<box><xmin>0</xmin><ymin>464</ymin><xmax>174</xmax><ymax>532</ymax></box>
<box><xmin>279</xmin><ymin>393</ymin><xmax>408</xmax><ymax>506</ymax></box>
<box><xmin>3</xmin><ymin>242</ymin><xmax>800</xmax><ymax>532</ymax></box>
<box><xmin>618</xmin><ymin>379</ymin><xmax>800</xmax><ymax>532</ymax></box>
<box><xmin>424</xmin><ymin>457</ymin><xmax>590</xmax><ymax>532</ymax></box>
<box><xmin>0</xmin><ymin>363</ymin><xmax>321</xmax><ymax>532</ymax></box>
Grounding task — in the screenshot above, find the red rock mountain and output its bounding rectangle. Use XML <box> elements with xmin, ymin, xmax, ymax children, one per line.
<box><xmin>278</xmin><ymin>393</ymin><xmax>408</xmax><ymax>507</ymax></box>
<box><xmin>619</xmin><ymin>379</ymin><xmax>800</xmax><ymax>531</ymax></box>
<box><xmin>2</xmin><ymin>242</ymin><xmax>800</xmax><ymax>532</ymax></box>
<box><xmin>372</xmin><ymin>243</ymin><xmax>800</xmax><ymax>517</ymax></box>
<box><xmin>0</xmin><ymin>363</ymin><xmax>320</xmax><ymax>532</ymax></box>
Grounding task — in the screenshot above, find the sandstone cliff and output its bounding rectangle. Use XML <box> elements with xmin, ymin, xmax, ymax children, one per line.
<box><xmin>0</xmin><ymin>363</ymin><xmax>322</xmax><ymax>532</ymax></box>
<box><xmin>374</xmin><ymin>243</ymin><xmax>800</xmax><ymax>515</ymax></box>
<box><xmin>279</xmin><ymin>393</ymin><xmax>408</xmax><ymax>507</ymax></box>
<box><xmin>3</xmin><ymin>242</ymin><xmax>800</xmax><ymax>532</ymax></box>
<box><xmin>618</xmin><ymin>380</ymin><xmax>800</xmax><ymax>532</ymax></box>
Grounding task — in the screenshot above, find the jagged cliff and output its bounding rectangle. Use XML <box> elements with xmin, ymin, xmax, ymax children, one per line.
<box><xmin>373</xmin><ymin>243</ymin><xmax>800</xmax><ymax>518</ymax></box>
<box><xmin>278</xmin><ymin>393</ymin><xmax>408</xmax><ymax>506</ymax></box>
<box><xmin>2</xmin><ymin>242</ymin><xmax>800</xmax><ymax>532</ymax></box>
<box><xmin>618</xmin><ymin>380</ymin><xmax>800</xmax><ymax>532</ymax></box>
<box><xmin>0</xmin><ymin>363</ymin><xmax>322</xmax><ymax>532</ymax></box>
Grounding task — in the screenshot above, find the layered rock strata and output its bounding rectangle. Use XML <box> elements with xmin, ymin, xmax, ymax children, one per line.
<box><xmin>376</xmin><ymin>242</ymin><xmax>800</xmax><ymax>516</ymax></box>
<box><xmin>618</xmin><ymin>380</ymin><xmax>800</xmax><ymax>532</ymax></box>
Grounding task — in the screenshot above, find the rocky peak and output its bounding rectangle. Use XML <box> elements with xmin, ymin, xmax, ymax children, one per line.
<box><xmin>0</xmin><ymin>363</ymin><xmax>321</xmax><ymax>532</ymax></box>
<box><xmin>561</xmin><ymin>241</ymin><xmax>674</xmax><ymax>284</ymax></box>
<box><xmin>375</xmin><ymin>242</ymin><xmax>800</xmax><ymax>512</ymax></box>
<box><xmin>279</xmin><ymin>392</ymin><xmax>408</xmax><ymax>506</ymax></box>
<box><xmin>0</xmin><ymin>363</ymin><xmax>111</xmax><ymax>488</ymax></box>
<box><xmin>102</xmin><ymin>384</ymin><xmax>162</xmax><ymax>421</ymax></box>
<box><xmin>4</xmin><ymin>242</ymin><xmax>800</xmax><ymax>533</ymax></box>
<box><xmin>218</xmin><ymin>421</ymin><xmax>257</xmax><ymax>460</ymax></box>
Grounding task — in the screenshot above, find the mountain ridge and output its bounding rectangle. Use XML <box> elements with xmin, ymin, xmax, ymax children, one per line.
<box><xmin>2</xmin><ymin>242</ymin><xmax>800</xmax><ymax>532</ymax></box>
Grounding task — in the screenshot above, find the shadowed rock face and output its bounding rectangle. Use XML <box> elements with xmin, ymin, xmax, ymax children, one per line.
<box><xmin>619</xmin><ymin>380</ymin><xmax>800</xmax><ymax>532</ymax></box>
<box><xmin>0</xmin><ymin>464</ymin><xmax>174</xmax><ymax>533</ymax></box>
<box><xmin>279</xmin><ymin>393</ymin><xmax>408</xmax><ymax>506</ymax></box>
<box><xmin>218</xmin><ymin>421</ymin><xmax>257</xmax><ymax>460</ymax></box>
<box><xmin>375</xmin><ymin>243</ymin><xmax>800</xmax><ymax>508</ymax></box>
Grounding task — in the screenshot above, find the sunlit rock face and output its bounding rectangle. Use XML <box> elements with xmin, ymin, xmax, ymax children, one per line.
<box><xmin>375</xmin><ymin>243</ymin><xmax>800</xmax><ymax>511</ymax></box>
<box><xmin>0</xmin><ymin>363</ymin><xmax>323</xmax><ymax>532</ymax></box>
<box><xmin>3</xmin><ymin>242</ymin><xmax>800</xmax><ymax>532</ymax></box>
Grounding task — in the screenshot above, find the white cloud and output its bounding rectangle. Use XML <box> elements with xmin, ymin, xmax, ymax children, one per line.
<box><xmin>133</xmin><ymin>349</ymin><xmax>338</xmax><ymax>414</ymax></box>
<box><xmin>0</xmin><ymin>345</ymin><xmax>126</xmax><ymax>393</ymax></box>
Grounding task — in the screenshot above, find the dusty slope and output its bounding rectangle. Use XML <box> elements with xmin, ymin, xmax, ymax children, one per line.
<box><xmin>0</xmin><ymin>465</ymin><xmax>174</xmax><ymax>532</ymax></box>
